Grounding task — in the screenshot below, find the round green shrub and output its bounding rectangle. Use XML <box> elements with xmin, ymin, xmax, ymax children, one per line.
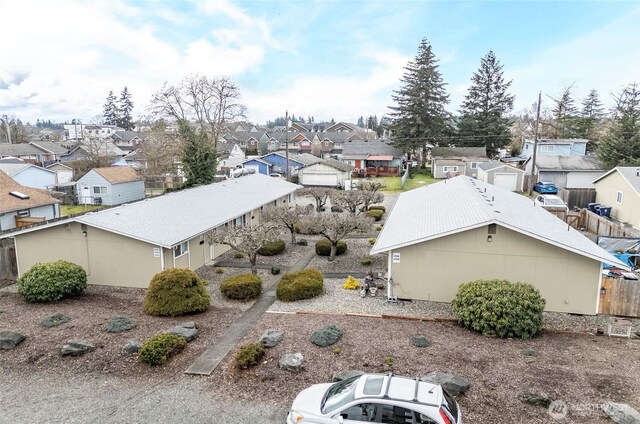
<box><xmin>368</xmin><ymin>238</ymin><xmax>377</xmax><ymax>245</ymax></box>
<box><xmin>143</xmin><ymin>268</ymin><xmax>211</xmax><ymax>317</ymax></box>
<box><xmin>315</xmin><ymin>239</ymin><xmax>347</xmax><ymax>256</ymax></box>
<box><xmin>220</xmin><ymin>274</ymin><xmax>262</xmax><ymax>300</ymax></box>
<box><xmin>17</xmin><ymin>260</ymin><xmax>87</xmax><ymax>303</ymax></box>
<box><xmin>271</xmin><ymin>266</ymin><xmax>281</xmax><ymax>275</ymax></box>
<box><xmin>215</xmin><ymin>267</ymin><xmax>225</xmax><ymax>274</ymax></box>
<box><xmin>365</xmin><ymin>210</ymin><xmax>384</xmax><ymax>221</ymax></box>
<box><xmin>368</xmin><ymin>205</ymin><xmax>386</xmax><ymax>212</ymax></box>
<box><xmin>234</xmin><ymin>342</ymin><xmax>265</xmax><ymax>369</ymax></box>
<box><xmin>257</xmin><ymin>239</ymin><xmax>286</xmax><ymax>256</ymax></box>
<box><xmin>138</xmin><ymin>333</ymin><xmax>187</xmax><ymax>366</ymax></box>
<box><xmin>451</xmin><ymin>279</ymin><xmax>546</xmax><ymax>340</ymax></box>
<box><xmin>276</xmin><ymin>269</ymin><xmax>324</xmax><ymax>302</ymax></box>
<box><xmin>234</xmin><ymin>252</ymin><xmax>245</xmax><ymax>259</ymax></box>
<box><xmin>360</xmin><ymin>258</ymin><xmax>372</xmax><ymax>266</ymax></box>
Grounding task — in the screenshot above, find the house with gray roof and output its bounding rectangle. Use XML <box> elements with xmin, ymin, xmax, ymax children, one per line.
<box><xmin>593</xmin><ymin>167</ymin><xmax>640</xmax><ymax>229</ymax></box>
<box><xmin>5</xmin><ymin>173</ymin><xmax>301</xmax><ymax>288</ymax></box>
<box><xmin>371</xmin><ymin>175</ymin><xmax>628</xmax><ymax>315</ymax></box>
<box><xmin>430</xmin><ymin>147</ymin><xmax>489</xmax><ymax>179</ymax></box>
<box><xmin>342</xmin><ymin>138</ymin><xmax>403</xmax><ymax>173</ymax></box>
<box><xmin>526</xmin><ymin>155</ymin><xmax>605</xmax><ymax>189</ymax></box>
<box><xmin>477</xmin><ymin>160</ymin><xmax>525</xmax><ymax>192</ymax></box>
<box><xmin>297</xmin><ymin>158</ymin><xmax>353</xmax><ymax>187</ymax></box>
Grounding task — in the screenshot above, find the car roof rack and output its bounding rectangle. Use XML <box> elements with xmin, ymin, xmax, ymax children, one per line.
<box><xmin>382</xmin><ymin>372</ymin><xmax>393</xmax><ymax>399</ymax></box>
<box><xmin>412</xmin><ymin>377</ymin><xmax>420</xmax><ymax>402</ymax></box>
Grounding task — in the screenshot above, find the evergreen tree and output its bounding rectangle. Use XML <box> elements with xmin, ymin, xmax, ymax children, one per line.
<box><xmin>576</xmin><ymin>89</ymin><xmax>605</xmax><ymax>148</ymax></box>
<box><xmin>357</xmin><ymin>116</ymin><xmax>365</xmax><ymax>127</ymax></box>
<box><xmin>117</xmin><ymin>87</ymin><xmax>135</xmax><ymax>130</ymax></box>
<box><xmin>550</xmin><ymin>84</ymin><xmax>579</xmax><ymax>138</ymax></box>
<box><xmin>457</xmin><ymin>50</ymin><xmax>514</xmax><ymax>157</ymax></box>
<box><xmin>179</xmin><ymin>120</ymin><xmax>217</xmax><ymax>187</ymax></box>
<box><xmin>598</xmin><ymin>83</ymin><xmax>640</xmax><ymax>168</ymax></box>
<box><xmin>388</xmin><ymin>38</ymin><xmax>451</xmax><ymax>166</ymax></box>
<box><xmin>103</xmin><ymin>90</ymin><xmax>119</xmax><ymax>125</ymax></box>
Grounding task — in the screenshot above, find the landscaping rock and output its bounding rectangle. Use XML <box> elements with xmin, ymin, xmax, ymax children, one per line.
<box><xmin>0</xmin><ymin>330</ymin><xmax>26</xmax><ymax>350</ymax></box>
<box><xmin>279</xmin><ymin>352</ymin><xmax>305</xmax><ymax>372</ymax></box>
<box><xmin>601</xmin><ymin>402</ymin><xmax>640</xmax><ymax>424</ymax></box>
<box><xmin>296</xmin><ymin>239</ymin><xmax>308</xmax><ymax>246</ymax></box>
<box><xmin>522</xmin><ymin>348</ymin><xmax>537</xmax><ymax>357</ymax></box>
<box><xmin>106</xmin><ymin>316</ymin><xmax>136</xmax><ymax>333</ymax></box>
<box><xmin>517</xmin><ymin>391</ymin><xmax>553</xmax><ymax>408</ymax></box>
<box><xmin>411</xmin><ymin>336</ymin><xmax>431</xmax><ymax>348</ymax></box>
<box><xmin>421</xmin><ymin>372</ymin><xmax>471</xmax><ymax>397</ymax></box>
<box><xmin>259</xmin><ymin>329</ymin><xmax>284</xmax><ymax>348</ymax></box>
<box><xmin>310</xmin><ymin>325</ymin><xmax>343</xmax><ymax>347</ymax></box>
<box><xmin>61</xmin><ymin>340</ymin><xmax>95</xmax><ymax>357</ymax></box>
<box><xmin>178</xmin><ymin>321</ymin><xmax>196</xmax><ymax>329</ymax></box>
<box><xmin>122</xmin><ymin>339</ymin><xmax>142</xmax><ymax>356</ymax></box>
<box><xmin>332</xmin><ymin>370</ymin><xmax>364</xmax><ymax>382</ymax></box>
<box><xmin>168</xmin><ymin>325</ymin><xmax>198</xmax><ymax>342</ymax></box>
<box><xmin>41</xmin><ymin>313</ymin><xmax>71</xmax><ymax>328</ymax></box>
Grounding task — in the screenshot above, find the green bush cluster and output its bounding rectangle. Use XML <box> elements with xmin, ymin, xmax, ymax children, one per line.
<box><xmin>138</xmin><ymin>333</ymin><xmax>187</xmax><ymax>366</ymax></box>
<box><xmin>17</xmin><ymin>260</ymin><xmax>87</xmax><ymax>303</ymax></box>
<box><xmin>368</xmin><ymin>238</ymin><xmax>377</xmax><ymax>245</ymax></box>
<box><xmin>257</xmin><ymin>239</ymin><xmax>286</xmax><ymax>256</ymax></box>
<box><xmin>315</xmin><ymin>239</ymin><xmax>347</xmax><ymax>256</ymax></box>
<box><xmin>215</xmin><ymin>268</ymin><xmax>225</xmax><ymax>274</ymax></box>
<box><xmin>234</xmin><ymin>342</ymin><xmax>265</xmax><ymax>369</ymax></box>
<box><xmin>368</xmin><ymin>205</ymin><xmax>386</xmax><ymax>212</ymax></box>
<box><xmin>220</xmin><ymin>274</ymin><xmax>262</xmax><ymax>300</ymax></box>
<box><xmin>143</xmin><ymin>268</ymin><xmax>211</xmax><ymax>317</ymax></box>
<box><xmin>276</xmin><ymin>269</ymin><xmax>324</xmax><ymax>302</ymax></box>
<box><xmin>360</xmin><ymin>258</ymin><xmax>372</xmax><ymax>266</ymax></box>
<box><xmin>234</xmin><ymin>252</ymin><xmax>245</xmax><ymax>259</ymax></box>
<box><xmin>365</xmin><ymin>210</ymin><xmax>384</xmax><ymax>221</ymax></box>
<box><xmin>451</xmin><ymin>279</ymin><xmax>546</xmax><ymax>340</ymax></box>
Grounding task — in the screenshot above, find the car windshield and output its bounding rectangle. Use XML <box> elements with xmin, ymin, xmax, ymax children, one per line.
<box><xmin>321</xmin><ymin>376</ymin><xmax>359</xmax><ymax>414</ymax></box>
<box><xmin>545</xmin><ymin>198</ymin><xmax>565</xmax><ymax>206</ymax></box>
<box><xmin>540</xmin><ymin>182</ymin><xmax>554</xmax><ymax>187</ymax></box>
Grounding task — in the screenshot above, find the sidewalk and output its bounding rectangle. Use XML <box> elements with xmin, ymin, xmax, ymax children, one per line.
<box><xmin>184</xmin><ymin>248</ymin><xmax>317</xmax><ymax>376</ymax></box>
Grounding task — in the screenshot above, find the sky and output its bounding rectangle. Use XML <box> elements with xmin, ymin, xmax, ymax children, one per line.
<box><xmin>1</xmin><ymin>0</ymin><xmax>639</xmax><ymax>126</ymax></box>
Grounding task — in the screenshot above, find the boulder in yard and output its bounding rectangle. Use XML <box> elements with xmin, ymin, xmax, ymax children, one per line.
<box><xmin>517</xmin><ymin>391</ymin><xmax>554</xmax><ymax>408</ymax></box>
<box><xmin>168</xmin><ymin>324</ymin><xmax>198</xmax><ymax>342</ymax></box>
<box><xmin>279</xmin><ymin>352</ymin><xmax>305</xmax><ymax>372</ymax></box>
<box><xmin>0</xmin><ymin>330</ymin><xmax>26</xmax><ymax>350</ymax></box>
<box><xmin>259</xmin><ymin>329</ymin><xmax>284</xmax><ymax>348</ymax></box>
<box><xmin>332</xmin><ymin>370</ymin><xmax>364</xmax><ymax>382</ymax></box>
<box><xmin>601</xmin><ymin>402</ymin><xmax>640</xmax><ymax>424</ymax></box>
<box><xmin>420</xmin><ymin>372</ymin><xmax>471</xmax><ymax>397</ymax></box>
<box><xmin>106</xmin><ymin>316</ymin><xmax>136</xmax><ymax>333</ymax></box>
<box><xmin>41</xmin><ymin>314</ymin><xmax>71</xmax><ymax>328</ymax></box>
<box><xmin>61</xmin><ymin>340</ymin><xmax>95</xmax><ymax>357</ymax></box>
<box><xmin>411</xmin><ymin>336</ymin><xmax>431</xmax><ymax>348</ymax></box>
<box><xmin>122</xmin><ymin>339</ymin><xmax>142</xmax><ymax>356</ymax></box>
<box><xmin>522</xmin><ymin>348</ymin><xmax>537</xmax><ymax>357</ymax></box>
<box><xmin>310</xmin><ymin>325</ymin><xmax>342</xmax><ymax>347</ymax></box>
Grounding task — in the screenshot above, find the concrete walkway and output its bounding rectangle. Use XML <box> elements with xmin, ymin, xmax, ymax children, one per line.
<box><xmin>185</xmin><ymin>248</ymin><xmax>317</xmax><ymax>376</ymax></box>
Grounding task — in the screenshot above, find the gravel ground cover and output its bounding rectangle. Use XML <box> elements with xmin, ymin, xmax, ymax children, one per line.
<box><xmin>212</xmin><ymin>235</ymin><xmax>312</xmax><ymax>267</ymax></box>
<box><xmin>211</xmin><ymin>312</ymin><xmax>640</xmax><ymax>424</ymax></box>
<box><xmin>307</xmin><ymin>238</ymin><xmax>388</xmax><ymax>273</ymax></box>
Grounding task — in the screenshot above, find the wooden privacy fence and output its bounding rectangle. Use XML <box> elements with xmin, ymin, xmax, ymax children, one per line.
<box><xmin>599</xmin><ymin>277</ymin><xmax>640</xmax><ymax>318</ymax></box>
<box><xmin>0</xmin><ymin>238</ymin><xmax>18</xmax><ymax>281</ymax></box>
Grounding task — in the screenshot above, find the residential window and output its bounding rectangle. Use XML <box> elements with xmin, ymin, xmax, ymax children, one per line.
<box><xmin>488</xmin><ymin>223</ymin><xmax>497</xmax><ymax>235</ymax></box>
<box><xmin>470</xmin><ymin>162</ymin><xmax>479</xmax><ymax>169</ymax></box>
<box><xmin>235</xmin><ymin>215</ymin><xmax>245</xmax><ymax>227</ymax></box>
<box><xmin>93</xmin><ymin>186</ymin><xmax>107</xmax><ymax>195</ymax></box>
<box><xmin>540</xmin><ymin>145</ymin><xmax>555</xmax><ymax>152</ymax></box>
<box><xmin>616</xmin><ymin>191</ymin><xmax>623</xmax><ymax>203</ymax></box>
<box><xmin>16</xmin><ymin>210</ymin><xmax>29</xmax><ymax>217</ymax></box>
<box><xmin>174</xmin><ymin>241</ymin><xmax>189</xmax><ymax>258</ymax></box>
<box><xmin>443</xmin><ymin>166</ymin><xmax>458</xmax><ymax>172</ymax></box>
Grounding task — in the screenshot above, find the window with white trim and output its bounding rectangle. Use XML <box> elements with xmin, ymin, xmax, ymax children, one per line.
<box><xmin>616</xmin><ymin>191</ymin><xmax>623</xmax><ymax>203</ymax></box>
<box><xmin>93</xmin><ymin>186</ymin><xmax>107</xmax><ymax>195</ymax></box>
<box><xmin>174</xmin><ymin>241</ymin><xmax>189</xmax><ymax>258</ymax></box>
<box><xmin>235</xmin><ymin>215</ymin><xmax>245</xmax><ymax>227</ymax></box>
<box><xmin>16</xmin><ymin>209</ymin><xmax>30</xmax><ymax>217</ymax></box>
<box><xmin>443</xmin><ymin>166</ymin><xmax>458</xmax><ymax>172</ymax></box>
<box><xmin>540</xmin><ymin>145</ymin><xmax>555</xmax><ymax>152</ymax></box>
<box><xmin>470</xmin><ymin>162</ymin><xmax>479</xmax><ymax>169</ymax></box>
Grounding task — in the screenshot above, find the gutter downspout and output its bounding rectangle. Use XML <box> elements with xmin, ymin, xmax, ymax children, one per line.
<box><xmin>160</xmin><ymin>246</ymin><xmax>165</xmax><ymax>271</ymax></box>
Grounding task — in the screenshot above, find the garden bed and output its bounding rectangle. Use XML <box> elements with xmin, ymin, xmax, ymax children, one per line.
<box><xmin>307</xmin><ymin>238</ymin><xmax>388</xmax><ymax>273</ymax></box>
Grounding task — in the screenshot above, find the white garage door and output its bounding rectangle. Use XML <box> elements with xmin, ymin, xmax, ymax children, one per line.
<box><xmin>494</xmin><ymin>173</ymin><xmax>518</xmax><ymax>191</ymax></box>
<box><xmin>302</xmin><ymin>173</ymin><xmax>338</xmax><ymax>186</ymax></box>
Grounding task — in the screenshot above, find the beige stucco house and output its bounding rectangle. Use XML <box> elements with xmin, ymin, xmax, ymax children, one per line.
<box><xmin>371</xmin><ymin>176</ymin><xmax>628</xmax><ymax>315</ymax></box>
<box><xmin>593</xmin><ymin>167</ymin><xmax>640</xmax><ymax>229</ymax></box>
<box><xmin>4</xmin><ymin>174</ymin><xmax>300</xmax><ymax>288</ymax></box>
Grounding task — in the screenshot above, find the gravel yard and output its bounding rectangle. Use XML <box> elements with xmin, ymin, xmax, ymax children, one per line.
<box><xmin>307</xmin><ymin>238</ymin><xmax>389</xmax><ymax>273</ymax></box>
<box><xmin>212</xmin><ymin>235</ymin><xmax>312</xmax><ymax>268</ymax></box>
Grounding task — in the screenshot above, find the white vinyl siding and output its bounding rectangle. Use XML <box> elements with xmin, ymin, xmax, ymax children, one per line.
<box><xmin>93</xmin><ymin>186</ymin><xmax>108</xmax><ymax>195</ymax></box>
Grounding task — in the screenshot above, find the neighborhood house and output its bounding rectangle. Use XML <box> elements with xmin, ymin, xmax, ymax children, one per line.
<box><xmin>76</xmin><ymin>167</ymin><xmax>145</xmax><ymax>206</ymax></box>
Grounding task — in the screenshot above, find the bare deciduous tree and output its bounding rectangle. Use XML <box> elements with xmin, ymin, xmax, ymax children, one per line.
<box><xmin>330</xmin><ymin>190</ymin><xmax>384</xmax><ymax>215</ymax></box>
<box><xmin>205</xmin><ymin>223</ymin><xmax>280</xmax><ymax>274</ymax></box>
<box><xmin>300</xmin><ymin>213</ymin><xmax>373</xmax><ymax>261</ymax></box>
<box><xmin>138</xmin><ymin>120</ymin><xmax>183</xmax><ymax>178</ymax></box>
<box><xmin>261</xmin><ymin>205</ymin><xmax>310</xmax><ymax>245</ymax></box>
<box><xmin>297</xmin><ymin>187</ymin><xmax>334</xmax><ymax>211</ymax></box>
<box><xmin>360</xmin><ymin>181</ymin><xmax>386</xmax><ymax>193</ymax></box>
<box><xmin>149</xmin><ymin>75</ymin><xmax>246</xmax><ymax>149</ymax></box>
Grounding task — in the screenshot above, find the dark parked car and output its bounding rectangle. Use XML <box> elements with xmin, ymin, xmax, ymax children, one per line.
<box><xmin>533</xmin><ymin>181</ymin><xmax>558</xmax><ymax>194</ymax></box>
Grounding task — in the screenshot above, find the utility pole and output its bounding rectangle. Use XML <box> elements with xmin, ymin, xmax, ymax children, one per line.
<box><xmin>3</xmin><ymin>115</ymin><xmax>12</xmax><ymax>144</ymax></box>
<box><xmin>528</xmin><ymin>91</ymin><xmax>542</xmax><ymax>196</ymax></box>
<box><xmin>285</xmin><ymin>110</ymin><xmax>290</xmax><ymax>181</ymax></box>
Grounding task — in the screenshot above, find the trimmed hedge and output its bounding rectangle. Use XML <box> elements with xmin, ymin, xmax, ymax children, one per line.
<box><xmin>235</xmin><ymin>342</ymin><xmax>265</xmax><ymax>369</ymax></box>
<box><xmin>138</xmin><ymin>333</ymin><xmax>187</xmax><ymax>366</ymax></box>
<box><xmin>17</xmin><ymin>260</ymin><xmax>87</xmax><ymax>303</ymax></box>
<box><xmin>220</xmin><ymin>274</ymin><xmax>262</xmax><ymax>300</ymax></box>
<box><xmin>315</xmin><ymin>239</ymin><xmax>347</xmax><ymax>256</ymax></box>
<box><xmin>368</xmin><ymin>205</ymin><xmax>386</xmax><ymax>212</ymax></box>
<box><xmin>365</xmin><ymin>210</ymin><xmax>384</xmax><ymax>221</ymax></box>
<box><xmin>276</xmin><ymin>269</ymin><xmax>324</xmax><ymax>302</ymax></box>
<box><xmin>451</xmin><ymin>279</ymin><xmax>546</xmax><ymax>340</ymax></box>
<box><xmin>143</xmin><ymin>268</ymin><xmax>211</xmax><ymax>317</ymax></box>
<box><xmin>257</xmin><ymin>239</ymin><xmax>286</xmax><ymax>256</ymax></box>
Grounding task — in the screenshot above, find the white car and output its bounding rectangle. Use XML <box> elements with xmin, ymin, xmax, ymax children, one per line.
<box><xmin>287</xmin><ymin>373</ymin><xmax>461</xmax><ymax>424</ymax></box>
<box><xmin>534</xmin><ymin>194</ymin><xmax>568</xmax><ymax>211</ymax></box>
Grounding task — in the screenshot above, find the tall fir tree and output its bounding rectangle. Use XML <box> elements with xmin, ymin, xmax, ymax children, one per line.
<box><xmin>178</xmin><ymin>120</ymin><xmax>217</xmax><ymax>187</ymax></box>
<box><xmin>102</xmin><ymin>90</ymin><xmax>119</xmax><ymax>125</ymax></box>
<box><xmin>117</xmin><ymin>86</ymin><xmax>135</xmax><ymax>130</ymax></box>
<box><xmin>576</xmin><ymin>89</ymin><xmax>605</xmax><ymax>149</ymax></box>
<box><xmin>357</xmin><ymin>116</ymin><xmax>365</xmax><ymax>127</ymax></box>
<box><xmin>550</xmin><ymin>85</ymin><xmax>579</xmax><ymax>138</ymax></box>
<box><xmin>388</xmin><ymin>38</ymin><xmax>450</xmax><ymax>166</ymax></box>
<box><xmin>457</xmin><ymin>50</ymin><xmax>514</xmax><ymax>158</ymax></box>
<box><xmin>597</xmin><ymin>83</ymin><xmax>640</xmax><ymax>168</ymax></box>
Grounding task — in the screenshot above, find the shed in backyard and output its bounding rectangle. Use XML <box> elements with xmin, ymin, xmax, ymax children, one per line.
<box><xmin>477</xmin><ymin>161</ymin><xmax>525</xmax><ymax>192</ymax></box>
<box><xmin>76</xmin><ymin>167</ymin><xmax>144</xmax><ymax>206</ymax></box>
<box><xmin>297</xmin><ymin>158</ymin><xmax>353</xmax><ymax>187</ymax></box>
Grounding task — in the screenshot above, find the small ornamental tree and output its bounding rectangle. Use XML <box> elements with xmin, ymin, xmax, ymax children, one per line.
<box><xmin>300</xmin><ymin>213</ymin><xmax>373</xmax><ymax>261</ymax></box>
<box><xmin>297</xmin><ymin>187</ymin><xmax>334</xmax><ymax>212</ymax></box>
<box><xmin>262</xmin><ymin>205</ymin><xmax>310</xmax><ymax>245</ymax></box>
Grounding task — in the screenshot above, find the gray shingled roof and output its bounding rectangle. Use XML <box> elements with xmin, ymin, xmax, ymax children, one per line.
<box><xmin>478</xmin><ymin>160</ymin><xmax>524</xmax><ymax>172</ymax></box>
<box><xmin>0</xmin><ymin>143</ymin><xmax>44</xmax><ymax>157</ymax></box>
<box><xmin>342</xmin><ymin>139</ymin><xmax>403</xmax><ymax>157</ymax></box>
<box><xmin>431</xmin><ymin>147</ymin><xmax>487</xmax><ymax>159</ymax></box>
<box><xmin>73</xmin><ymin>173</ymin><xmax>300</xmax><ymax>247</ymax></box>
<box><xmin>318</xmin><ymin>158</ymin><xmax>354</xmax><ymax>172</ymax></box>
<box><xmin>371</xmin><ymin>175</ymin><xmax>627</xmax><ymax>269</ymax></box>
<box><xmin>30</xmin><ymin>141</ymin><xmax>69</xmax><ymax>154</ymax></box>
<box><xmin>534</xmin><ymin>155</ymin><xmax>604</xmax><ymax>171</ymax></box>
<box><xmin>593</xmin><ymin>167</ymin><xmax>640</xmax><ymax>196</ymax></box>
